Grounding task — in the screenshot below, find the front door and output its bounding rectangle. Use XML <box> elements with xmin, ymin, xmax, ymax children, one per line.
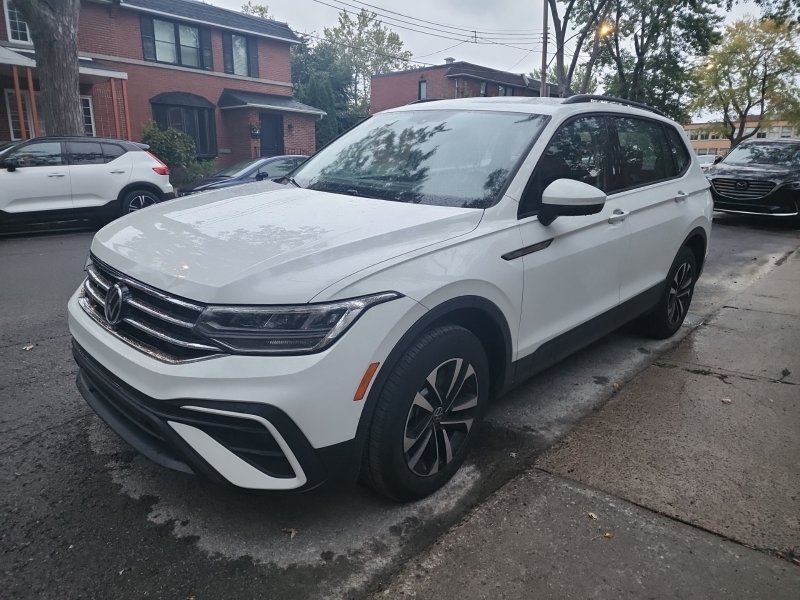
<box><xmin>260</xmin><ymin>113</ymin><xmax>284</xmax><ymax>157</ymax></box>
<box><xmin>0</xmin><ymin>140</ymin><xmax>72</xmax><ymax>216</ymax></box>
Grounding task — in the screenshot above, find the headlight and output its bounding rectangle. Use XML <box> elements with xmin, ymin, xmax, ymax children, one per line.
<box><xmin>194</xmin><ymin>292</ymin><xmax>402</xmax><ymax>354</ymax></box>
<box><xmin>783</xmin><ymin>181</ymin><xmax>800</xmax><ymax>190</ymax></box>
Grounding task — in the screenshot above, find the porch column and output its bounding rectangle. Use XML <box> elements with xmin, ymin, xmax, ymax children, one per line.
<box><xmin>25</xmin><ymin>67</ymin><xmax>40</xmax><ymax>137</ymax></box>
<box><xmin>11</xmin><ymin>65</ymin><xmax>27</xmax><ymax>139</ymax></box>
<box><xmin>109</xmin><ymin>78</ymin><xmax>121</xmax><ymax>138</ymax></box>
<box><xmin>121</xmin><ymin>79</ymin><xmax>132</xmax><ymax>140</ymax></box>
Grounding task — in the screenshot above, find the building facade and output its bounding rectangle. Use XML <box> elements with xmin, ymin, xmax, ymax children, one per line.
<box><xmin>371</xmin><ymin>60</ymin><xmax>559</xmax><ymax>114</ymax></box>
<box><xmin>683</xmin><ymin>117</ymin><xmax>799</xmax><ymax>157</ymax></box>
<box><xmin>0</xmin><ymin>0</ymin><xmax>323</xmax><ymax>166</ymax></box>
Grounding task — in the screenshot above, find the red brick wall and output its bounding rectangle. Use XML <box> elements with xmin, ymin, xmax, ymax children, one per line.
<box><xmin>371</xmin><ymin>66</ymin><xmax>454</xmax><ymax>113</ymax></box>
<box><xmin>283</xmin><ymin>113</ymin><xmax>316</xmax><ymax>155</ymax></box>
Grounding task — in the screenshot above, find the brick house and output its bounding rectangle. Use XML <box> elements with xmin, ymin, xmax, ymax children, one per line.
<box><xmin>683</xmin><ymin>116</ymin><xmax>800</xmax><ymax>157</ymax></box>
<box><xmin>0</xmin><ymin>0</ymin><xmax>323</xmax><ymax>166</ymax></box>
<box><xmin>371</xmin><ymin>59</ymin><xmax>559</xmax><ymax>114</ymax></box>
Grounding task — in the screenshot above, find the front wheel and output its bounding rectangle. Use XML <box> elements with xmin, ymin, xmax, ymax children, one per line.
<box><xmin>120</xmin><ymin>189</ymin><xmax>159</xmax><ymax>215</ymax></box>
<box><xmin>640</xmin><ymin>246</ymin><xmax>697</xmax><ymax>339</ymax></box>
<box><xmin>361</xmin><ymin>325</ymin><xmax>489</xmax><ymax>502</ymax></box>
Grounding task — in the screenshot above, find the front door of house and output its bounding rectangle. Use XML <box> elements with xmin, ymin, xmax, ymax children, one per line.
<box><xmin>260</xmin><ymin>113</ymin><xmax>284</xmax><ymax>157</ymax></box>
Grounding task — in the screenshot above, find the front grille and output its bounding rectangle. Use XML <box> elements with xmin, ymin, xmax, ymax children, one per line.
<box><xmin>80</xmin><ymin>256</ymin><xmax>224</xmax><ymax>362</ymax></box>
<box><xmin>711</xmin><ymin>178</ymin><xmax>776</xmax><ymax>201</ymax></box>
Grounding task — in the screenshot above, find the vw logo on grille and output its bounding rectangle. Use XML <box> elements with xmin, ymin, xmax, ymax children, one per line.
<box><xmin>734</xmin><ymin>180</ymin><xmax>749</xmax><ymax>191</ymax></box>
<box><xmin>104</xmin><ymin>283</ymin><xmax>129</xmax><ymax>327</ymax></box>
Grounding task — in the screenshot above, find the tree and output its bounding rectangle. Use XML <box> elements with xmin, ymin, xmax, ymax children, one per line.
<box><xmin>323</xmin><ymin>10</ymin><xmax>412</xmax><ymax>113</ymax></box>
<box><xmin>241</xmin><ymin>2</ymin><xmax>272</xmax><ymax>19</ymax></box>
<box><xmin>13</xmin><ymin>0</ymin><xmax>82</xmax><ymax>136</ymax></box>
<box><xmin>690</xmin><ymin>18</ymin><xmax>800</xmax><ymax>148</ymax></box>
<box><xmin>595</xmin><ymin>0</ymin><xmax>721</xmax><ymax>121</ymax></box>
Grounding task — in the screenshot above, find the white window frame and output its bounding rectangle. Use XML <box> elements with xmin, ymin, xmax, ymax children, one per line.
<box><xmin>4</xmin><ymin>90</ymin><xmax>96</xmax><ymax>139</ymax></box>
<box><xmin>4</xmin><ymin>0</ymin><xmax>33</xmax><ymax>45</ymax></box>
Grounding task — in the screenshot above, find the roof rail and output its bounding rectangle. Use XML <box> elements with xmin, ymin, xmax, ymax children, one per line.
<box><xmin>563</xmin><ymin>94</ymin><xmax>666</xmax><ymax>117</ymax></box>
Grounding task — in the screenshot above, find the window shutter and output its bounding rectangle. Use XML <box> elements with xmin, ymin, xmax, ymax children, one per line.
<box><xmin>222</xmin><ymin>32</ymin><xmax>234</xmax><ymax>74</ymax></box>
<box><xmin>200</xmin><ymin>28</ymin><xmax>213</xmax><ymax>70</ymax></box>
<box><xmin>141</xmin><ymin>15</ymin><xmax>156</xmax><ymax>61</ymax></box>
<box><xmin>247</xmin><ymin>37</ymin><xmax>259</xmax><ymax>78</ymax></box>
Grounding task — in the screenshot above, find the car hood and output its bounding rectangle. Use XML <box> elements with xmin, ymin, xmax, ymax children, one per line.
<box><xmin>91</xmin><ymin>184</ymin><xmax>483</xmax><ymax>304</ymax></box>
<box><xmin>181</xmin><ymin>177</ymin><xmax>236</xmax><ymax>193</ymax></box>
<box><xmin>706</xmin><ymin>163</ymin><xmax>799</xmax><ymax>183</ymax></box>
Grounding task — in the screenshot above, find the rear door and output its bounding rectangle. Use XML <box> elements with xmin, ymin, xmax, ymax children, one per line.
<box><xmin>515</xmin><ymin>115</ymin><xmax>629</xmax><ymax>363</ymax></box>
<box><xmin>0</xmin><ymin>141</ymin><xmax>71</xmax><ymax>215</ymax></box>
<box><xmin>607</xmin><ymin>116</ymin><xmax>697</xmax><ymax>301</ymax></box>
<box><xmin>68</xmin><ymin>141</ymin><xmax>132</xmax><ymax>210</ymax></box>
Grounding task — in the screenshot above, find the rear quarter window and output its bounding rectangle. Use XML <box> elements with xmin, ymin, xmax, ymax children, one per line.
<box><xmin>101</xmin><ymin>143</ymin><xmax>126</xmax><ymax>163</ymax></box>
<box><xmin>663</xmin><ymin>126</ymin><xmax>691</xmax><ymax>174</ymax></box>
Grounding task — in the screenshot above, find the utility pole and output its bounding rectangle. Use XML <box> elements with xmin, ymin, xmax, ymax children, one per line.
<box><xmin>540</xmin><ymin>0</ymin><xmax>548</xmax><ymax>98</ymax></box>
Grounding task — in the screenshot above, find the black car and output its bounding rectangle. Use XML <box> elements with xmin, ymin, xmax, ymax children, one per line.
<box><xmin>706</xmin><ymin>139</ymin><xmax>800</xmax><ymax>218</ymax></box>
<box><xmin>178</xmin><ymin>155</ymin><xmax>308</xmax><ymax>196</ymax></box>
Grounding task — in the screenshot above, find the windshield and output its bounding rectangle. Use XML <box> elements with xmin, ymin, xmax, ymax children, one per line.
<box><xmin>0</xmin><ymin>141</ymin><xmax>17</xmax><ymax>157</ymax></box>
<box><xmin>292</xmin><ymin>109</ymin><xmax>549</xmax><ymax>208</ymax></box>
<box><xmin>213</xmin><ymin>159</ymin><xmax>261</xmax><ymax>178</ymax></box>
<box><xmin>722</xmin><ymin>142</ymin><xmax>800</xmax><ymax>168</ymax></box>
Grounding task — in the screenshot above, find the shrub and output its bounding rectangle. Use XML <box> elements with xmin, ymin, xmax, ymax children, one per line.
<box><xmin>170</xmin><ymin>160</ymin><xmax>218</xmax><ymax>188</ymax></box>
<box><xmin>141</xmin><ymin>121</ymin><xmax>196</xmax><ymax>168</ymax></box>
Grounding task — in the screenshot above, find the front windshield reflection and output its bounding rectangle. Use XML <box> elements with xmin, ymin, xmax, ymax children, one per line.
<box><xmin>293</xmin><ymin>110</ymin><xmax>548</xmax><ymax>209</ymax></box>
<box><xmin>723</xmin><ymin>143</ymin><xmax>800</xmax><ymax>168</ymax></box>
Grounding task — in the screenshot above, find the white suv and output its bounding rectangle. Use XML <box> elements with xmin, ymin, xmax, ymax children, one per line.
<box><xmin>68</xmin><ymin>96</ymin><xmax>712</xmax><ymax>501</ymax></box>
<box><xmin>0</xmin><ymin>137</ymin><xmax>174</xmax><ymax>225</ymax></box>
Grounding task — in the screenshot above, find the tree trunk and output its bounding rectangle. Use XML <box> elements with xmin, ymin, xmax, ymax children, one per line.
<box><xmin>15</xmin><ymin>0</ymin><xmax>83</xmax><ymax>136</ymax></box>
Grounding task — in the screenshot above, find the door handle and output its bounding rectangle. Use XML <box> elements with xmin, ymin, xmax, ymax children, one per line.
<box><xmin>608</xmin><ymin>209</ymin><xmax>629</xmax><ymax>224</ymax></box>
<box><xmin>109</xmin><ymin>170</ymin><xmax>126</xmax><ymax>174</ymax></box>
<box><xmin>674</xmin><ymin>191</ymin><xmax>688</xmax><ymax>202</ymax></box>
<box><xmin>47</xmin><ymin>173</ymin><xmax>65</xmax><ymax>178</ymax></box>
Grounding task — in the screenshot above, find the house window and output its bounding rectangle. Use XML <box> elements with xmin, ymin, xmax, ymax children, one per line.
<box><xmin>710</xmin><ymin>132</ymin><xmax>720</xmax><ymax>139</ymax></box>
<box><xmin>689</xmin><ymin>131</ymin><xmax>699</xmax><ymax>140</ymax></box>
<box><xmin>5</xmin><ymin>0</ymin><xmax>32</xmax><ymax>44</ymax></box>
<box><xmin>498</xmin><ymin>85</ymin><xmax>514</xmax><ymax>97</ymax></box>
<box><xmin>756</xmin><ymin>131</ymin><xmax>767</xmax><ymax>138</ymax></box>
<box><xmin>780</xmin><ymin>126</ymin><xmax>792</xmax><ymax>138</ymax></box>
<box><xmin>141</xmin><ymin>16</ymin><xmax>212</xmax><ymax>70</ymax></box>
<box><xmin>151</xmin><ymin>93</ymin><xmax>216</xmax><ymax>158</ymax></box>
<box><xmin>4</xmin><ymin>90</ymin><xmax>96</xmax><ymax>139</ymax></box>
<box><xmin>480</xmin><ymin>81</ymin><xmax>487</xmax><ymax>96</ymax></box>
<box><xmin>418</xmin><ymin>80</ymin><xmax>427</xmax><ymax>100</ymax></box>
<box><xmin>222</xmin><ymin>33</ymin><xmax>259</xmax><ymax>77</ymax></box>
<box><xmin>698</xmin><ymin>131</ymin><xmax>709</xmax><ymax>140</ymax></box>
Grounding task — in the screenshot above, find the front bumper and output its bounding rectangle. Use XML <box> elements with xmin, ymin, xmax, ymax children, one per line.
<box><xmin>711</xmin><ymin>188</ymin><xmax>799</xmax><ymax>216</ymax></box>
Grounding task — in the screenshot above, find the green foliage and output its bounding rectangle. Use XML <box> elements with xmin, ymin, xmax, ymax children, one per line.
<box><xmin>241</xmin><ymin>2</ymin><xmax>271</xmax><ymax>19</ymax></box>
<box><xmin>141</xmin><ymin>121</ymin><xmax>196</xmax><ymax>168</ymax></box>
<box><xmin>690</xmin><ymin>18</ymin><xmax>800</xmax><ymax>147</ymax></box>
<box><xmin>171</xmin><ymin>160</ymin><xmax>218</xmax><ymax>188</ymax></box>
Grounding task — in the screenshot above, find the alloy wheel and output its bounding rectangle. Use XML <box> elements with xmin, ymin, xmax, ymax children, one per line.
<box><xmin>667</xmin><ymin>261</ymin><xmax>693</xmax><ymax>326</ymax></box>
<box><xmin>403</xmin><ymin>358</ymin><xmax>479</xmax><ymax>477</ymax></box>
<box><xmin>127</xmin><ymin>193</ymin><xmax>157</xmax><ymax>212</ymax></box>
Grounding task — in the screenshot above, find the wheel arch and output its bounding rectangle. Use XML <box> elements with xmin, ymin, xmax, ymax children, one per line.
<box><xmin>118</xmin><ymin>182</ymin><xmax>165</xmax><ymax>209</ymax></box>
<box><xmin>682</xmin><ymin>227</ymin><xmax>708</xmax><ymax>276</ymax></box>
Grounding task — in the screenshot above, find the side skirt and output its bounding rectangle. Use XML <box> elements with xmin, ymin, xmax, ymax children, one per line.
<box><xmin>511</xmin><ymin>282</ymin><xmax>664</xmax><ymax>387</ymax></box>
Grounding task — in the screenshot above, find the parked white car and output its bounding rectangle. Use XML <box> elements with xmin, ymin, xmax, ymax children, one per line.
<box><xmin>0</xmin><ymin>136</ymin><xmax>174</xmax><ymax>225</ymax></box>
<box><xmin>68</xmin><ymin>96</ymin><xmax>712</xmax><ymax>501</ymax></box>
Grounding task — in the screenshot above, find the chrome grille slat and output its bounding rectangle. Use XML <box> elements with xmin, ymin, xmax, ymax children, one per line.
<box><xmin>123</xmin><ymin>317</ymin><xmax>220</xmax><ymax>351</ymax></box>
<box><xmin>711</xmin><ymin>178</ymin><xmax>776</xmax><ymax>200</ymax></box>
<box><xmin>79</xmin><ymin>256</ymin><xmax>224</xmax><ymax>362</ymax></box>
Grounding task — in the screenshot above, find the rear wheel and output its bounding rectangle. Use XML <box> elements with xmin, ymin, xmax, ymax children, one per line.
<box><xmin>361</xmin><ymin>325</ymin><xmax>489</xmax><ymax>502</ymax></box>
<box><xmin>640</xmin><ymin>246</ymin><xmax>697</xmax><ymax>339</ymax></box>
<box><xmin>120</xmin><ymin>189</ymin><xmax>159</xmax><ymax>215</ymax></box>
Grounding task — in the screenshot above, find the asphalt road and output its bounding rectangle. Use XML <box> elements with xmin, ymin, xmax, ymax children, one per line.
<box><xmin>2</xmin><ymin>215</ymin><xmax>799</xmax><ymax>599</ymax></box>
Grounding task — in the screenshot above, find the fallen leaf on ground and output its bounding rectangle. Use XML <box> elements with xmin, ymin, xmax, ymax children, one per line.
<box><xmin>282</xmin><ymin>528</ymin><xmax>299</xmax><ymax>539</ymax></box>
<box><xmin>721</xmin><ymin>397</ymin><xmax>732</xmax><ymax>404</ymax></box>
<box><xmin>22</xmin><ymin>343</ymin><xmax>35</xmax><ymax>351</ymax></box>
<box><xmin>603</xmin><ymin>532</ymin><xmax>614</xmax><ymax>539</ymax></box>
<box><xmin>587</xmin><ymin>512</ymin><xmax>598</xmax><ymax>520</ymax></box>
<box><xmin>509</xmin><ymin>451</ymin><xmax>518</xmax><ymax>458</ymax></box>
<box><xmin>611</xmin><ymin>383</ymin><xmax>620</xmax><ymax>392</ymax></box>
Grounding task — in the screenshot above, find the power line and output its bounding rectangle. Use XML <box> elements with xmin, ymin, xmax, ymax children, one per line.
<box><xmin>412</xmin><ymin>40</ymin><xmax>468</xmax><ymax>60</ymax></box>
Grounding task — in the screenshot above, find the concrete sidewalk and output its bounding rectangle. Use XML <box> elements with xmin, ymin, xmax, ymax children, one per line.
<box><xmin>374</xmin><ymin>249</ymin><xmax>800</xmax><ymax>599</ymax></box>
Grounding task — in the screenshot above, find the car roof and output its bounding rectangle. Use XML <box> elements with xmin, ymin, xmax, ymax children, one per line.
<box><xmin>381</xmin><ymin>96</ymin><xmax>677</xmax><ymax>125</ymax></box>
<box><xmin>740</xmin><ymin>138</ymin><xmax>800</xmax><ymax>145</ymax></box>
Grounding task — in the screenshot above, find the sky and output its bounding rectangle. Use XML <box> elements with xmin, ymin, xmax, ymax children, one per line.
<box><xmin>211</xmin><ymin>0</ymin><xmax>763</xmax><ymax>74</ymax></box>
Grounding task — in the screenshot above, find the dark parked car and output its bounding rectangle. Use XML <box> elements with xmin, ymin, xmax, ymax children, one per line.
<box><xmin>178</xmin><ymin>155</ymin><xmax>308</xmax><ymax>196</ymax></box>
<box><xmin>706</xmin><ymin>139</ymin><xmax>800</xmax><ymax>218</ymax></box>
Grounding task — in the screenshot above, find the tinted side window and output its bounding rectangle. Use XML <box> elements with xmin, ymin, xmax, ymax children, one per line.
<box><xmin>664</xmin><ymin>126</ymin><xmax>691</xmax><ymax>174</ymax></box>
<box><xmin>102</xmin><ymin>143</ymin><xmax>126</xmax><ymax>163</ymax></box>
<box><xmin>520</xmin><ymin>116</ymin><xmax>610</xmax><ymax>217</ymax></box>
<box><xmin>612</xmin><ymin>117</ymin><xmax>672</xmax><ymax>191</ymax></box>
<box><xmin>67</xmin><ymin>141</ymin><xmax>104</xmax><ymax>165</ymax></box>
<box><xmin>263</xmin><ymin>158</ymin><xmax>297</xmax><ymax>178</ymax></box>
<box><xmin>7</xmin><ymin>142</ymin><xmax>63</xmax><ymax>167</ymax></box>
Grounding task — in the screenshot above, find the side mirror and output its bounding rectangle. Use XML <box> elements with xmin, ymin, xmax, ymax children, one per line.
<box><xmin>713</xmin><ymin>155</ymin><xmax>722</xmax><ymax>164</ymax></box>
<box><xmin>4</xmin><ymin>158</ymin><xmax>18</xmax><ymax>172</ymax></box>
<box><xmin>255</xmin><ymin>171</ymin><xmax>269</xmax><ymax>181</ymax></box>
<box><xmin>538</xmin><ymin>179</ymin><xmax>607</xmax><ymax>226</ymax></box>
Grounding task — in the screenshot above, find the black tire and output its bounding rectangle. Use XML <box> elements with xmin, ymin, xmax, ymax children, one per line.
<box><xmin>361</xmin><ymin>325</ymin><xmax>490</xmax><ymax>502</ymax></box>
<box><xmin>640</xmin><ymin>246</ymin><xmax>697</xmax><ymax>339</ymax></box>
<box><xmin>120</xmin><ymin>188</ymin><xmax>160</xmax><ymax>215</ymax></box>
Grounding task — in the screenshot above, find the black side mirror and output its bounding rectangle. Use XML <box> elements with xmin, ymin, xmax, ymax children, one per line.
<box><xmin>255</xmin><ymin>171</ymin><xmax>269</xmax><ymax>181</ymax></box>
<box><xmin>713</xmin><ymin>155</ymin><xmax>722</xmax><ymax>164</ymax></box>
<box><xmin>4</xmin><ymin>158</ymin><xmax>18</xmax><ymax>172</ymax></box>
